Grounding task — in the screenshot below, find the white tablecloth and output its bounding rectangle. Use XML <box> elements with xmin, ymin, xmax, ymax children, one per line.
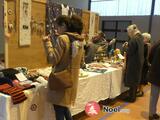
<box><xmin>0</xmin><ymin>83</ymin><xmax>55</xmax><ymax>120</ymax></box>
<box><xmin>71</xmin><ymin>67</ymin><xmax>128</xmax><ymax>115</ymax></box>
<box><xmin>0</xmin><ymin>67</ymin><xmax>127</xmax><ymax>119</ymax></box>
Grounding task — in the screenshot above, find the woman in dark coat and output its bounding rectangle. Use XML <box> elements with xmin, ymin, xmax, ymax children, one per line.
<box><xmin>137</xmin><ymin>33</ymin><xmax>151</xmax><ymax>97</ymax></box>
<box><xmin>148</xmin><ymin>40</ymin><xmax>160</xmax><ymax>120</ymax></box>
<box><xmin>124</xmin><ymin>24</ymin><xmax>144</xmax><ymax>102</ymax></box>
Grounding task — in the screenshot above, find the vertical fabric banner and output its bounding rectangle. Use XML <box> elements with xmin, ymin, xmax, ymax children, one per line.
<box><xmin>19</xmin><ymin>0</ymin><xmax>31</xmax><ymax>46</ymax></box>
<box><xmin>89</xmin><ymin>12</ymin><xmax>96</xmax><ymax>40</ymax></box>
<box><xmin>0</xmin><ymin>0</ymin><xmax>4</xmax><ymax>55</ymax></box>
<box><xmin>4</xmin><ymin>0</ymin><xmax>8</xmax><ymax>67</ymax></box>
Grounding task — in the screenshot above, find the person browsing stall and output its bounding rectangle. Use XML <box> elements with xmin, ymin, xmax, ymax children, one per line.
<box><xmin>123</xmin><ymin>24</ymin><xmax>144</xmax><ymax>102</ymax></box>
<box><xmin>43</xmin><ymin>15</ymin><xmax>84</xmax><ymax>120</ymax></box>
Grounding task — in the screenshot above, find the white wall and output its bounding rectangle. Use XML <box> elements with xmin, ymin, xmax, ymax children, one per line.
<box><xmin>0</xmin><ymin>1</ymin><xmax>4</xmax><ymax>55</ymax></box>
<box><xmin>51</xmin><ymin>0</ymin><xmax>89</xmax><ymax>9</ymax></box>
<box><xmin>100</xmin><ymin>16</ymin><xmax>160</xmax><ymax>42</ymax></box>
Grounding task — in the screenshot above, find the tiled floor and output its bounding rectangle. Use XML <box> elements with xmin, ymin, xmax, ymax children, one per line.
<box><xmin>73</xmin><ymin>85</ymin><xmax>160</xmax><ymax>120</ymax></box>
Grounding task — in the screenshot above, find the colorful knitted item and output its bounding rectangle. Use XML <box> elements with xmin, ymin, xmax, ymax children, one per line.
<box><xmin>0</xmin><ymin>83</ymin><xmax>12</xmax><ymax>91</ymax></box>
<box><xmin>2</xmin><ymin>86</ymin><xmax>27</xmax><ymax>104</ymax></box>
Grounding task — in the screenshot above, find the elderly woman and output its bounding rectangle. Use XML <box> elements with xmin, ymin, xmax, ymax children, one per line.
<box><xmin>137</xmin><ymin>33</ymin><xmax>151</xmax><ymax>97</ymax></box>
<box><xmin>123</xmin><ymin>24</ymin><xmax>144</xmax><ymax>102</ymax></box>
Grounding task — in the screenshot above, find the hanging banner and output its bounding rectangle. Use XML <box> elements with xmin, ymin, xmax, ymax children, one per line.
<box><xmin>89</xmin><ymin>12</ymin><xmax>96</xmax><ymax>40</ymax></box>
<box><xmin>19</xmin><ymin>0</ymin><xmax>31</xmax><ymax>46</ymax></box>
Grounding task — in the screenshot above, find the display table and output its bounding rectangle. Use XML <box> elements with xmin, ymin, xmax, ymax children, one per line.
<box><xmin>71</xmin><ymin>67</ymin><xmax>128</xmax><ymax>115</ymax></box>
<box><xmin>0</xmin><ymin>83</ymin><xmax>55</xmax><ymax>120</ymax></box>
<box><xmin>0</xmin><ymin>67</ymin><xmax>128</xmax><ymax>120</ymax></box>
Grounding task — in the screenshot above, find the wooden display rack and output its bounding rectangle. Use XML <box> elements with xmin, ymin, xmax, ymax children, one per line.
<box><xmin>4</xmin><ymin>0</ymin><xmax>99</xmax><ymax>69</ymax></box>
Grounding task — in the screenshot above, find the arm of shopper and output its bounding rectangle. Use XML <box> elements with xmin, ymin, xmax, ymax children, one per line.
<box><xmin>43</xmin><ymin>36</ymin><xmax>66</xmax><ymax>66</ymax></box>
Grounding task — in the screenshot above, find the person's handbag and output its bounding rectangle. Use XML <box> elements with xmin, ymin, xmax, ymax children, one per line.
<box><xmin>48</xmin><ymin>34</ymin><xmax>73</xmax><ymax>91</ymax></box>
<box><xmin>48</xmin><ymin>69</ymin><xmax>72</xmax><ymax>90</ymax></box>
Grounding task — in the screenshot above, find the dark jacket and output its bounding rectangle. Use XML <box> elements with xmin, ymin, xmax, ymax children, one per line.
<box><xmin>141</xmin><ymin>43</ymin><xmax>151</xmax><ymax>84</ymax></box>
<box><xmin>125</xmin><ymin>33</ymin><xmax>144</xmax><ymax>87</ymax></box>
<box><xmin>148</xmin><ymin>41</ymin><xmax>160</xmax><ymax>86</ymax></box>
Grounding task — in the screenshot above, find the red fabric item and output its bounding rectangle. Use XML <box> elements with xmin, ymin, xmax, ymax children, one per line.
<box><xmin>0</xmin><ymin>84</ymin><xmax>12</xmax><ymax>91</ymax></box>
<box><xmin>1</xmin><ymin>86</ymin><xmax>27</xmax><ymax>104</ymax></box>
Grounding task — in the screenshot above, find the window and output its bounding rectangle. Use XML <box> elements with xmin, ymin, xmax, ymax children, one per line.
<box><xmin>154</xmin><ymin>0</ymin><xmax>160</xmax><ymax>15</ymax></box>
<box><xmin>91</xmin><ymin>0</ymin><xmax>152</xmax><ymax>16</ymax></box>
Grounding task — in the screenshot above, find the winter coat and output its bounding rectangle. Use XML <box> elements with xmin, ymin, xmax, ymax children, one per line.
<box><xmin>44</xmin><ymin>32</ymin><xmax>84</xmax><ymax>107</ymax></box>
<box><xmin>148</xmin><ymin>41</ymin><xmax>160</xmax><ymax>86</ymax></box>
<box><xmin>124</xmin><ymin>33</ymin><xmax>144</xmax><ymax>87</ymax></box>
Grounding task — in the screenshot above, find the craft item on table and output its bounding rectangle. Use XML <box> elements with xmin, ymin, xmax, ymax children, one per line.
<box><xmin>17</xmin><ymin>84</ymin><xmax>35</xmax><ymax>90</ymax></box>
<box><xmin>88</xmin><ymin>63</ymin><xmax>108</xmax><ymax>69</ymax></box>
<box><xmin>86</xmin><ymin>63</ymin><xmax>108</xmax><ymax>73</ymax></box>
<box><xmin>79</xmin><ymin>69</ymin><xmax>89</xmax><ymax>78</ymax></box>
<box><xmin>36</xmin><ymin>76</ymin><xmax>48</xmax><ymax>86</ymax></box>
<box><xmin>15</xmin><ymin>72</ymin><xmax>27</xmax><ymax>82</ymax></box>
<box><xmin>85</xmin><ymin>67</ymin><xmax>107</xmax><ymax>73</ymax></box>
<box><xmin>15</xmin><ymin>72</ymin><xmax>33</xmax><ymax>85</ymax></box>
<box><xmin>15</xmin><ymin>67</ymin><xmax>28</xmax><ymax>76</ymax></box>
<box><xmin>37</xmin><ymin>67</ymin><xmax>52</xmax><ymax>77</ymax></box>
<box><xmin>117</xmin><ymin>54</ymin><xmax>125</xmax><ymax>60</ymax></box>
<box><xmin>19</xmin><ymin>80</ymin><xmax>33</xmax><ymax>85</ymax></box>
<box><xmin>19</xmin><ymin>0</ymin><xmax>31</xmax><ymax>46</ymax></box>
<box><xmin>0</xmin><ymin>77</ymin><xmax>13</xmax><ymax>86</ymax></box>
<box><xmin>103</xmin><ymin>63</ymin><xmax>111</xmax><ymax>67</ymax></box>
<box><xmin>112</xmin><ymin>49</ymin><xmax>124</xmax><ymax>64</ymax></box>
<box><xmin>0</xmin><ymin>83</ymin><xmax>12</xmax><ymax>91</ymax></box>
<box><xmin>12</xmin><ymin>79</ymin><xmax>20</xmax><ymax>86</ymax></box>
<box><xmin>0</xmin><ymin>68</ymin><xmax>19</xmax><ymax>80</ymax></box>
<box><xmin>27</xmin><ymin>72</ymin><xmax>40</xmax><ymax>81</ymax></box>
<box><xmin>61</xmin><ymin>4</ymin><xmax>69</xmax><ymax>16</ymax></box>
<box><xmin>2</xmin><ymin>86</ymin><xmax>27</xmax><ymax>104</ymax></box>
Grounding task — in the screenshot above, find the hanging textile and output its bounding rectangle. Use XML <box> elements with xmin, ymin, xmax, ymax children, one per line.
<box><xmin>61</xmin><ymin>4</ymin><xmax>69</xmax><ymax>16</ymax></box>
<box><xmin>19</xmin><ymin>0</ymin><xmax>31</xmax><ymax>46</ymax></box>
<box><xmin>89</xmin><ymin>12</ymin><xmax>96</xmax><ymax>40</ymax></box>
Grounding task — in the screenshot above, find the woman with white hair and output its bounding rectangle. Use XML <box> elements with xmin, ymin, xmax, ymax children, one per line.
<box><xmin>123</xmin><ymin>24</ymin><xmax>144</xmax><ymax>102</ymax></box>
<box><xmin>137</xmin><ymin>33</ymin><xmax>152</xmax><ymax>97</ymax></box>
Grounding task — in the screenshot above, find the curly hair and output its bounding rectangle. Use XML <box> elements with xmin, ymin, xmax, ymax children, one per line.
<box><xmin>68</xmin><ymin>15</ymin><xmax>83</xmax><ymax>34</ymax></box>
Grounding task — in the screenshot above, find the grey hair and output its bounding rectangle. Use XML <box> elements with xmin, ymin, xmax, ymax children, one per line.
<box><xmin>142</xmin><ymin>32</ymin><xmax>151</xmax><ymax>41</ymax></box>
<box><xmin>127</xmin><ymin>24</ymin><xmax>138</xmax><ymax>31</ymax></box>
